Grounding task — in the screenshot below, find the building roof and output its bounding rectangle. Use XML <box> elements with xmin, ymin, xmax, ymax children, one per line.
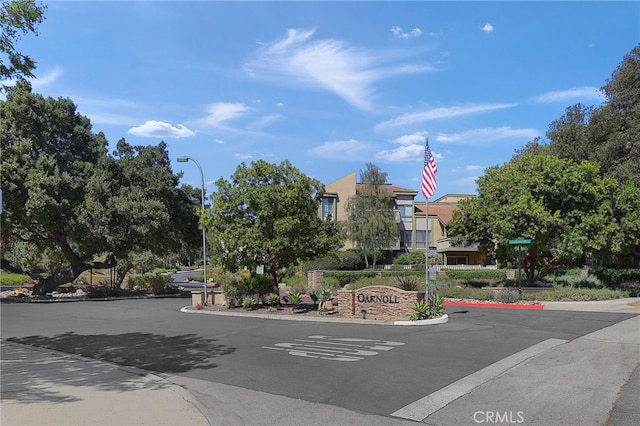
<box><xmin>355</xmin><ymin>183</ymin><xmax>418</xmax><ymax>196</ymax></box>
<box><xmin>414</xmin><ymin>203</ymin><xmax>458</xmax><ymax>225</ymax></box>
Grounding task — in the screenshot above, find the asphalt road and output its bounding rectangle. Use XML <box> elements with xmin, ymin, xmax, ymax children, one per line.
<box><xmin>1</xmin><ymin>298</ymin><xmax>636</xmax><ymax>420</ymax></box>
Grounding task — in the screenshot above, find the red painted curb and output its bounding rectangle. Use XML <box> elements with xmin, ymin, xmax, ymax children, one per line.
<box><xmin>443</xmin><ymin>301</ymin><xmax>544</xmax><ymax>310</ymax></box>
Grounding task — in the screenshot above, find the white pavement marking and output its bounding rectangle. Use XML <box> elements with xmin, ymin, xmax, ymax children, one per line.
<box><xmin>262</xmin><ymin>336</ymin><xmax>405</xmax><ymax>362</ymax></box>
<box><xmin>391</xmin><ymin>338</ymin><xmax>568</xmax><ymax>422</ymax></box>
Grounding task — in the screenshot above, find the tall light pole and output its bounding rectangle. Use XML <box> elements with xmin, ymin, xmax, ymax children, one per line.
<box><xmin>177</xmin><ymin>156</ymin><xmax>207</xmax><ymax>304</ymax></box>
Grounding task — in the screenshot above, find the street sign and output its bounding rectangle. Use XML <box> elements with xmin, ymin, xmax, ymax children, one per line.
<box><xmin>428</xmin><ymin>246</ymin><xmax>437</xmax><ymax>257</ymax></box>
<box><xmin>508</xmin><ymin>239</ymin><xmax>531</xmax><ymax>245</ymax></box>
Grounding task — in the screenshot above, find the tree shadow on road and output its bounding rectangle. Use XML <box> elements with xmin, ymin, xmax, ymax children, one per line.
<box><xmin>2</xmin><ymin>333</ymin><xmax>235</xmax><ymax>404</ymax></box>
<box><xmin>7</xmin><ymin>332</ymin><xmax>234</xmax><ymax>373</ymax></box>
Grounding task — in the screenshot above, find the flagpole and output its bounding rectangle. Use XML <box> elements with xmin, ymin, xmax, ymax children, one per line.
<box><xmin>425</xmin><ymin>198</ymin><xmax>429</xmax><ymax>302</ymax></box>
<box><xmin>421</xmin><ymin>137</ymin><xmax>437</xmax><ymax>302</ymax></box>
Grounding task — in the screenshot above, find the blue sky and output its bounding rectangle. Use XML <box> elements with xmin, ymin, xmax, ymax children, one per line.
<box><xmin>11</xmin><ymin>1</ymin><xmax>640</xmax><ymax>200</ymax></box>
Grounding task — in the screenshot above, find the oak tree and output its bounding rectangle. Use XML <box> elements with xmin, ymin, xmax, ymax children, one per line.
<box><xmin>205</xmin><ymin>160</ymin><xmax>342</xmax><ymax>294</ymax></box>
<box><xmin>448</xmin><ymin>154</ymin><xmax>640</xmax><ymax>281</ymax></box>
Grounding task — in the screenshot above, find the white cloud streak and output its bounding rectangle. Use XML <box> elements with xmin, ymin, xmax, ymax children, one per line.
<box><xmin>375</xmin><ymin>131</ymin><xmax>438</xmax><ymax>162</ymax></box>
<box><xmin>391</xmin><ymin>26</ymin><xmax>423</xmax><ymax>39</ymax></box>
<box><xmin>436</xmin><ymin>127</ymin><xmax>540</xmax><ymax>145</ymax></box>
<box><xmin>311</xmin><ymin>138</ymin><xmax>371</xmax><ymax>160</ymax></box>
<box><xmin>198</xmin><ymin>102</ymin><xmax>250</xmax><ymax>127</ymax></box>
<box><xmin>31</xmin><ymin>67</ymin><xmax>64</xmax><ymax>89</ymax></box>
<box><xmin>244</xmin><ymin>28</ymin><xmax>432</xmax><ymax>111</ymax></box>
<box><xmin>481</xmin><ymin>23</ymin><xmax>494</xmax><ymax>33</ymax></box>
<box><xmin>376</xmin><ymin>103</ymin><xmax>516</xmax><ymax>130</ymax></box>
<box><xmin>532</xmin><ymin>86</ymin><xmax>605</xmax><ymax>103</ymax></box>
<box><xmin>127</xmin><ymin>120</ymin><xmax>195</xmax><ymax>139</ymax></box>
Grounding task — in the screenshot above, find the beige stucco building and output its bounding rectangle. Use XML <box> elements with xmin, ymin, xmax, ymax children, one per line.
<box><xmin>320</xmin><ymin>172</ymin><xmax>485</xmax><ymax>266</ymax></box>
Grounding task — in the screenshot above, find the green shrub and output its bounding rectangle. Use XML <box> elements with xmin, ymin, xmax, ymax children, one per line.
<box><xmin>438</xmin><ymin>284</ymin><xmax>492</xmax><ymax>300</ymax></box>
<box><xmin>394</xmin><ymin>275</ymin><xmax>419</xmax><ymax>291</ymax></box>
<box><xmin>410</xmin><ymin>300</ymin><xmax>429</xmax><ymax>320</ymax></box>
<box><xmin>283</xmin><ymin>276</ymin><xmax>308</xmax><ymax>294</ymax></box>
<box><xmin>394</xmin><ymin>251</ymin><xmax>427</xmax><ymax>265</ymax></box>
<box><xmin>0</xmin><ymin>273</ymin><xmax>30</xmax><ymax>286</ymax></box>
<box><xmin>345</xmin><ymin>276</ymin><xmax>386</xmax><ymax>290</ymax></box>
<box><xmin>286</xmin><ymin>292</ymin><xmax>303</xmax><ymax>312</ymax></box>
<box><xmin>319</xmin><ymin>276</ymin><xmax>340</xmax><ymax>293</ymax></box>
<box><xmin>522</xmin><ymin>288</ymin><xmax>628</xmax><ymax>301</ymax></box>
<box><xmin>242</xmin><ymin>296</ymin><xmax>254</xmax><ymax>309</ymax></box>
<box><xmin>127</xmin><ymin>273</ymin><xmax>172</xmax><ymax>295</ymax></box>
<box><xmin>554</xmin><ymin>274</ymin><xmax>603</xmax><ymax>289</ymax></box>
<box><xmin>442</xmin><ymin>269</ymin><xmax>507</xmax><ymax>280</ymax></box>
<box><xmin>265</xmin><ymin>293</ymin><xmax>279</xmax><ymax>305</ymax></box>
<box><xmin>222</xmin><ymin>273</ymin><xmax>272</xmax><ymax>307</ymax></box>
<box><xmin>493</xmin><ymin>289</ymin><xmax>520</xmax><ymax>303</ymax></box>
<box><xmin>428</xmin><ymin>293</ymin><xmax>444</xmax><ymax>317</ymax></box>
<box><xmin>304</xmin><ymin>250</ymin><xmax>367</xmax><ymax>271</ymax></box>
<box><xmin>324</xmin><ymin>270</ymin><xmax>377</xmax><ymax>287</ymax></box>
<box><xmin>591</xmin><ymin>267</ymin><xmax>640</xmax><ymax>289</ymax></box>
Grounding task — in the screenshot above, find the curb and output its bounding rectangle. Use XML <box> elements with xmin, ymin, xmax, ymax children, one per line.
<box><xmin>443</xmin><ymin>301</ymin><xmax>544</xmax><ymax>310</ymax></box>
<box><xmin>394</xmin><ymin>314</ymin><xmax>449</xmax><ymax>326</ymax></box>
<box><xmin>180</xmin><ymin>306</ymin><xmax>449</xmax><ymax>326</ymax></box>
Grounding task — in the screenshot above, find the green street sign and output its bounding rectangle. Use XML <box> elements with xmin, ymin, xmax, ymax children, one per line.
<box><xmin>509</xmin><ymin>239</ymin><xmax>531</xmax><ymax>245</ymax></box>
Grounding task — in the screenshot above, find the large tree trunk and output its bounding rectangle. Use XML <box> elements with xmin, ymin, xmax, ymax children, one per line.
<box><xmin>32</xmin><ymin>248</ymin><xmax>117</xmax><ymax>295</ymax></box>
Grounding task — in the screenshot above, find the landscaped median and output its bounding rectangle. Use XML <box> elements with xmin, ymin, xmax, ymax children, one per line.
<box><xmin>443</xmin><ymin>299</ymin><xmax>544</xmax><ymax>310</ymax></box>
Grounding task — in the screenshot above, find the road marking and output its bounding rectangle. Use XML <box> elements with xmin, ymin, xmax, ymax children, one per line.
<box><xmin>391</xmin><ymin>338</ymin><xmax>568</xmax><ymax>421</ymax></box>
<box><xmin>262</xmin><ymin>336</ymin><xmax>404</xmax><ymax>362</ymax></box>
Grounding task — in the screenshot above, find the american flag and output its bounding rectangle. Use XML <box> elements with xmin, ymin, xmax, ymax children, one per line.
<box><xmin>421</xmin><ymin>138</ymin><xmax>438</xmax><ymax>199</ymax></box>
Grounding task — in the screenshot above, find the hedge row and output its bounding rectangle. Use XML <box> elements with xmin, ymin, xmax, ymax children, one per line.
<box><xmin>590</xmin><ymin>268</ymin><xmax>640</xmax><ymax>287</ymax></box>
<box><xmin>440</xmin><ymin>269</ymin><xmax>507</xmax><ymax>280</ymax></box>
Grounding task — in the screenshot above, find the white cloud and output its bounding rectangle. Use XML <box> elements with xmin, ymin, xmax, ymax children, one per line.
<box><xmin>72</xmin><ymin>96</ymin><xmax>143</xmax><ymax>126</ymax></box>
<box><xmin>375</xmin><ymin>143</ymin><xmax>424</xmax><ymax>162</ymax></box>
<box><xmin>214</xmin><ymin>138</ymin><xmax>224</xmax><ymax>144</ymax></box>
<box><xmin>198</xmin><ymin>102</ymin><xmax>250</xmax><ymax>127</ymax></box>
<box><xmin>311</xmin><ymin>138</ymin><xmax>371</xmax><ymax>160</ymax></box>
<box><xmin>391</xmin><ymin>26</ymin><xmax>423</xmax><ymax>39</ymax></box>
<box><xmin>249</xmin><ymin>114</ymin><xmax>281</xmax><ymax>130</ymax></box>
<box><xmin>127</xmin><ymin>120</ymin><xmax>195</xmax><ymax>139</ymax></box>
<box><xmin>436</xmin><ymin>127</ymin><xmax>540</xmax><ymax>144</ymax></box>
<box><xmin>466</xmin><ymin>165</ymin><xmax>484</xmax><ymax>171</ymax></box>
<box><xmin>532</xmin><ymin>86</ymin><xmax>605</xmax><ymax>103</ymax></box>
<box><xmin>375</xmin><ymin>131</ymin><xmax>440</xmax><ymax>162</ymax></box>
<box><xmin>376</xmin><ymin>103</ymin><xmax>516</xmax><ymax>130</ymax></box>
<box><xmin>31</xmin><ymin>67</ymin><xmax>64</xmax><ymax>89</ymax></box>
<box><xmin>394</xmin><ymin>131</ymin><xmax>429</xmax><ymax>145</ymax></box>
<box><xmin>244</xmin><ymin>28</ymin><xmax>432</xmax><ymax>111</ymax></box>
<box><xmin>481</xmin><ymin>23</ymin><xmax>494</xmax><ymax>33</ymax></box>
<box><xmin>233</xmin><ymin>153</ymin><xmax>252</xmax><ymax>160</ymax></box>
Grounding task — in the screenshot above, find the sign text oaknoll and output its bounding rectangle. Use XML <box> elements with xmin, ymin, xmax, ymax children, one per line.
<box><xmin>357</xmin><ymin>294</ymin><xmax>400</xmax><ymax>304</ymax></box>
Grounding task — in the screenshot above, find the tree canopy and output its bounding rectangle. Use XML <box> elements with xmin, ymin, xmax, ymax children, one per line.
<box><xmin>447</xmin><ymin>153</ymin><xmax>640</xmax><ymax>281</ymax></box>
<box><xmin>344</xmin><ymin>163</ymin><xmax>398</xmax><ymax>268</ymax></box>
<box><xmin>205</xmin><ymin>160</ymin><xmax>342</xmax><ymax>294</ymax></box>
<box><xmin>1</xmin><ymin>0</ymin><xmax>46</xmax><ymax>86</ymax></box>
<box><xmin>0</xmin><ymin>83</ymin><xmax>200</xmax><ymax>294</ymax></box>
<box><xmin>519</xmin><ymin>44</ymin><xmax>640</xmax><ymax>187</ymax></box>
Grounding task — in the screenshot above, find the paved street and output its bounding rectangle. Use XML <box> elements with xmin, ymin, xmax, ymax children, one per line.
<box><xmin>1</xmin><ymin>297</ymin><xmax>639</xmax><ymax>425</ymax></box>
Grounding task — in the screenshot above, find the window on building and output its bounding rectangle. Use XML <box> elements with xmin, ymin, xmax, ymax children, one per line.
<box><xmin>416</xmin><ymin>230</ymin><xmax>426</xmax><ymax>248</ymax></box>
<box><xmin>398</xmin><ymin>204</ymin><xmax>413</xmax><ymax>223</ymax></box>
<box><xmin>447</xmin><ymin>256</ymin><xmax>468</xmax><ymax>265</ymax></box>
<box><xmin>401</xmin><ymin>230</ymin><xmax>412</xmax><ymax>248</ymax></box>
<box><xmin>321</xmin><ymin>197</ymin><xmax>335</xmax><ymax>220</ymax></box>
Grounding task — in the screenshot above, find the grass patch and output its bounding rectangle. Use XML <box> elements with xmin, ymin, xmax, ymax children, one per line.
<box><xmin>0</xmin><ymin>273</ymin><xmax>31</xmax><ymax>286</ymax></box>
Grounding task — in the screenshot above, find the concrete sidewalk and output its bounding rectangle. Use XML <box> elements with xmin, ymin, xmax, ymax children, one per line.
<box><xmin>2</xmin><ymin>298</ymin><xmax>639</xmax><ymax>426</ymax></box>
<box><xmin>0</xmin><ymin>341</ymin><xmax>212</xmax><ymax>426</ymax></box>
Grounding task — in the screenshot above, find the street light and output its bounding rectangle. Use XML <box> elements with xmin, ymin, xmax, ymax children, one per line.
<box><xmin>177</xmin><ymin>156</ymin><xmax>208</xmax><ymax>304</ymax></box>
